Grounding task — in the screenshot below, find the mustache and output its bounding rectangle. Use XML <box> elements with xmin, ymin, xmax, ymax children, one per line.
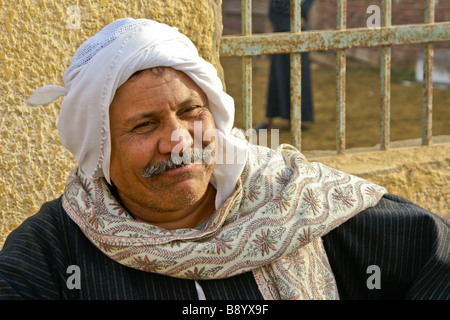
<box><xmin>142</xmin><ymin>147</ymin><xmax>215</xmax><ymax>178</ymax></box>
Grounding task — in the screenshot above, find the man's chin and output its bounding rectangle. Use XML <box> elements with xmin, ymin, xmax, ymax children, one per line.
<box><xmin>142</xmin><ymin>180</ymin><xmax>211</xmax><ymax>213</ymax></box>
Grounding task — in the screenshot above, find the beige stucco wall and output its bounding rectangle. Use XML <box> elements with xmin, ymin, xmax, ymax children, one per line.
<box><xmin>306</xmin><ymin>137</ymin><xmax>450</xmax><ymax>221</ymax></box>
<box><xmin>0</xmin><ymin>0</ymin><xmax>223</xmax><ymax>247</ymax></box>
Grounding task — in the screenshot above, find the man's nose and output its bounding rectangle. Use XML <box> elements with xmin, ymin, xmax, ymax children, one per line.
<box><xmin>157</xmin><ymin>118</ymin><xmax>193</xmax><ymax>156</ymax></box>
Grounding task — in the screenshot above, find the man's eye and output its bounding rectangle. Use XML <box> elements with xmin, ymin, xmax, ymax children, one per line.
<box><xmin>133</xmin><ymin>121</ymin><xmax>156</xmax><ymax>132</ymax></box>
<box><xmin>136</xmin><ymin>121</ymin><xmax>151</xmax><ymax>128</ymax></box>
<box><xmin>180</xmin><ymin>105</ymin><xmax>206</xmax><ymax>118</ymax></box>
<box><xmin>184</xmin><ymin>106</ymin><xmax>200</xmax><ymax>113</ymax></box>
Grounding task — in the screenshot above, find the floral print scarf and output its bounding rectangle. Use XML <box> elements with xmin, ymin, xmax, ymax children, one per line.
<box><xmin>62</xmin><ymin>143</ymin><xmax>386</xmax><ymax>300</ymax></box>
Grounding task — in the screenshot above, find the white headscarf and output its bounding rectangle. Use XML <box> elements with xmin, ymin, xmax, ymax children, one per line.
<box><xmin>26</xmin><ymin>18</ymin><xmax>247</xmax><ymax>208</ymax></box>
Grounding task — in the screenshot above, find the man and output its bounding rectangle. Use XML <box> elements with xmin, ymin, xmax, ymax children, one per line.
<box><xmin>1</xmin><ymin>18</ymin><xmax>449</xmax><ymax>300</ymax></box>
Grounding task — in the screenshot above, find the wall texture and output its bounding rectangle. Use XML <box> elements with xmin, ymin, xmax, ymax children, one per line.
<box><xmin>0</xmin><ymin>0</ymin><xmax>223</xmax><ymax>247</ymax></box>
<box><xmin>306</xmin><ymin>138</ymin><xmax>450</xmax><ymax>221</ymax></box>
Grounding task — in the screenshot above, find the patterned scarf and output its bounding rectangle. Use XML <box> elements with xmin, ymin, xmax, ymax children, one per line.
<box><xmin>62</xmin><ymin>143</ymin><xmax>386</xmax><ymax>300</ymax></box>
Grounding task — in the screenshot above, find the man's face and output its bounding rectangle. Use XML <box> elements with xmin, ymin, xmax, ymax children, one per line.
<box><xmin>109</xmin><ymin>67</ymin><xmax>217</xmax><ymax>221</ymax></box>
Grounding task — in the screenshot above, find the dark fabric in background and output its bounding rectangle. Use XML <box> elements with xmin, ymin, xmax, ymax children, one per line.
<box><xmin>265</xmin><ymin>0</ymin><xmax>315</xmax><ymax>122</ymax></box>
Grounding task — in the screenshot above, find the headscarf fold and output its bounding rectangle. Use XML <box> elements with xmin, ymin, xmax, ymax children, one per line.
<box><xmin>26</xmin><ymin>18</ymin><xmax>247</xmax><ymax>207</ymax></box>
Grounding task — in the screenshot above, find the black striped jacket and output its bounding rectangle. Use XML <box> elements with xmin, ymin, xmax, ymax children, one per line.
<box><xmin>0</xmin><ymin>194</ymin><xmax>448</xmax><ymax>300</ymax></box>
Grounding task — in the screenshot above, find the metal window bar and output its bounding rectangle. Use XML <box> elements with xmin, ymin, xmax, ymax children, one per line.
<box><xmin>423</xmin><ymin>0</ymin><xmax>435</xmax><ymax>146</ymax></box>
<box><xmin>380</xmin><ymin>0</ymin><xmax>392</xmax><ymax>150</ymax></box>
<box><xmin>242</xmin><ymin>0</ymin><xmax>252</xmax><ymax>132</ymax></box>
<box><xmin>336</xmin><ymin>0</ymin><xmax>346</xmax><ymax>154</ymax></box>
<box><xmin>290</xmin><ymin>0</ymin><xmax>302</xmax><ymax>150</ymax></box>
<box><xmin>220</xmin><ymin>0</ymin><xmax>450</xmax><ymax>153</ymax></box>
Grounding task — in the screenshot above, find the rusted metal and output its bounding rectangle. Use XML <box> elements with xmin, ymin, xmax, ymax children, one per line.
<box><xmin>241</xmin><ymin>0</ymin><xmax>252</xmax><ymax>36</ymax></box>
<box><xmin>380</xmin><ymin>47</ymin><xmax>391</xmax><ymax>150</ymax></box>
<box><xmin>242</xmin><ymin>56</ymin><xmax>252</xmax><ymax>132</ymax></box>
<box><xmin>220</xmin><ymin>22</ymin><xmax>450</xmax><ymax>57</ymax></box>
<box><xmin>337</xmin><ymin>0</ymin><xmax>347</xmax><ymax>30</ymax></box>
<box><xmin>241</xmin><ymin>0</ymin><xmax>252</xmax><ymax>132</ymax></box>
<box><xmin>290</xmin><ymin>0</ymin><xmax>302</xmax><ymax>151</ymax></box>
<box><xmin>380</xmin><ymin>0</ymin><xmax>392</xmax><ymax>150</ymax></box>
<box><xmin>336</xmin><ymin>51</ymin><xmax>346</xmax><ymax>155</ymax></box>
<box><xmin>422</xmin><ymin>0</ymin><xmax>435</xmax><ymax>146</ymax></box>
<box><xmin>291</xmin><ymin>0</ymin><xmax>302</xmax><ymax>33</ymax></box>
<box><xmin>381</xmin><ymin>0</ymin><xmax>392</xmax><ymax>27</ymax></box>
<box><xmin>336</xmin><ymin>0</ymin><xmax>347</xmax><ymax>154</ymax></box>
